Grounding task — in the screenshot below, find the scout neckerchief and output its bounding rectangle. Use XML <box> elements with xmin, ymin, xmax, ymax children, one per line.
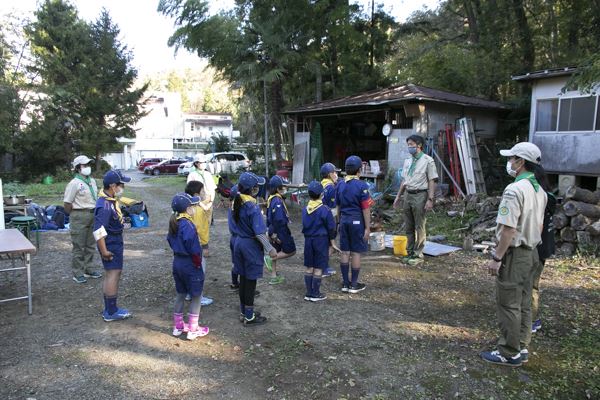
<box><xmin>408</xmin><ymin>151</ymin><xmax>424</xmax><ymax>177</ymax></box>
<box><xmin>239</xmin><ymin>193</ymin><xmax>257</xmax><ymax>204</ymax></box>
<box><xmin>514</xmin><ymin>171</ymin><xmax>540</xmax><ymax>192</ymax></box>
<box><xmin>99</xmin><ymin>189</ymin><xmax>123</xmax><ymax>223</ymax></box>
<box><xmin>321</xmin><ymin>178</ymin><xmax>334</xmax><ymax>188</ymax></box>
<box><xmin>344</xmin><ymin>175</ymin><xmax>360</xmax><ymax>182</ymax></box>
<box><xmin>267</xmin><ymin>193</ymin><xmax>289</xmax><ymax>216</ymax></box>
<box><xmin>75</xmin><ymin>173</ymin><xmax>97</xmax><ymax>200</ymax></box>
<box><xmin>306</xmin><ymin>199</ymin><xmax>323</xmax><ymax>214</ymax></box>
<box><xmin>176</xmin><ymin>212</ymin><xmax>194</xmax><ymax>223</ymax></box>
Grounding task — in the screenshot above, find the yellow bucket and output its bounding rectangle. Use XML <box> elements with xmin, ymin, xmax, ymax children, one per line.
<box><xmin>393</xmin><ymin>235</ymin><xmax>408</xmax><ymax>256</ymax></box>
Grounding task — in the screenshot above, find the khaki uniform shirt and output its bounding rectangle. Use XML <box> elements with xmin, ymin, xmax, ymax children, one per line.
<box><xmin>401</xmin><ymin>153</ymin><xmax>438</xmax><ymax>191</ymax></box>
<box><xmin>64</xmin><ymin>177</ymin><xmax>98</xmax><ymax>210</ymax></box>
<box><xmin>495</xmin><ymin>178</ymin><xmax>547</xmax><ymax>248</ymax></box>
<box><xmin>187</xmin><ymin>169</ymin><xmax>216</xmax><ymax>203</ymax></box>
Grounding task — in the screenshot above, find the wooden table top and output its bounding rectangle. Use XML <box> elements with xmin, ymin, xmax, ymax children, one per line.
<box><xmin>0</xmin><ymin>229</ymin><xmax>37</xmax><ymax>255</ymax></box>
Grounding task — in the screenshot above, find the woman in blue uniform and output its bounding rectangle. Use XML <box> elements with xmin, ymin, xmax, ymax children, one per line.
<box><xmin>167</xmin><ymin>193</ymin><xmax>209</xmax><ymax>340</ymax></box>
<box><xmin>266</xmin><ymin>175</ymin><xmax>296</xmax><ymax>285</ymax></box>
<box><xmin>93</xmin><ymin>170</ymin><xmax>132</xmax><ymax>322</ymax></box>
<box><xmin>232</xmin><ymin>172</ymin><xmax>277</xmax><ymax>325</ymax></box>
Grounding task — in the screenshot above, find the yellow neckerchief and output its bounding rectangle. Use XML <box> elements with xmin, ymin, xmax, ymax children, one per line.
<box><xmin>514</xmin><ymin>171</ymin><xmax>540</xmax><ymax>192</ymax></box>
<box><xmin>344</xmin><ymin>175</ymin><xmax>360</xmax><ymax>182</ymax></box>
<box><xmin>267</xmin><ymin>193</ymin><xmax>289</xmax><ymax>216</ymax></box>
<box><xmin>321</xmin><ymin>178</ymin><xmax>334</xmax><ymax>188</ymax></box>
<box><xmin>306</xmin><ymin>199</ymin><xmax>323</xmax><ymax>214</ymax></box>
<box><xmin>99</xmin><ymin>189</ymin><xmax>123</xmax><ymax>223</ymax></box>
<box><xmin>176</xmin><ymin>212</ymin><xmax>194</xmax><ymax>223</ymax></box>
<box><xmin>239</xmin><ymin>193</ymin><xmax>257</xmax><ymax>204</ymax></box>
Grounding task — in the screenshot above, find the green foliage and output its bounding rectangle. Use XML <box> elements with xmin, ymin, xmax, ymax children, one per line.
<box><xmin>208</xmin><ymin>132</ymin><xmax>232</xmax><ymax>152</ymax></box>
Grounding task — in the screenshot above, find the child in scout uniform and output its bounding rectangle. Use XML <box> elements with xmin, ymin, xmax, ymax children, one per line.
<box><xmin>393</xmin><ymin>135</ymin><xmax>438</xmax><ymax>266</ymax></box>
<box><xmin>302</xmin><ymin>181</ymin><xmax>339</xmax><ymax>301</ymax></box>
<box><xmin>265</xmin><ymin>175</ymin><xmax>296</xmax><ymax>285</ymax></box>
<box><xmin>93</xmin><ymin>170</ymin><xmax>132</xmax><ymax>322</ymax></box>
<box><xmin>335</xmin><ymin>155</ymin><xmax>373</xmax><ymax>294</ymax></box>
<box><xmin>320</xmin><ymin>162</ymin><xmax>341</xmax><ymax>277</ymax></box>
<box><xmin>167</xmin><ymin>193</ymin><xmax>209</xmax><ymax>340</ymax></box>
<box><xmin>64</xmin><ymin>155</ymin><xmax>102</xmax><ymax>283</ymax></box>
<box><xmin>185</xmin><ymin>180</ymin><xmax>213</xmax><ymax>306</ymax></box>
<box><xmin>228</xmin><ymin>184</ymin><xmax>240</xmax><ymax>289</ymax></box>
<box><xmin>480</xmin><ymin>142</ymin><xmax>547</xmax><ymax>367</ymax></box>
<box><xmin>232</xmin><ymin>172</ymin><xmax>277</xmax><ymax>325</ymax></box>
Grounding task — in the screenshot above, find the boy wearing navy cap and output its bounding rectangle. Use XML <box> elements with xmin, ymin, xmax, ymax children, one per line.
<box><xmin>335</xmin><ymin>155</ymin><xmax>373</xmax><ymax>294</ymax></box>
<box><xmin>266</xmin><ymin>175</ymin><xmax>296</xmax><ymax>285</ymax></box>
<box><xmin>167</xmin><ymin>193</ymin><xmax>209</xmax><ymax>340</ymax></box>
<box><xmin>232</xmin><ymin>172</ymin><xmax>277</xmax><ymax>325</ymax></box>
<box><xmin>320</xmin><ymin>162</ymin><xmax>341</xmax><ymax>277</ymax></box>
<box><xmin>94</xmin><ymin>170</ymin><xmax>132</xmax><ymax>321</ymax></box>
<box><xmin>302</xmin><ymin>181</ymin><xmax>339</xmax><ymax>301</ymax></box>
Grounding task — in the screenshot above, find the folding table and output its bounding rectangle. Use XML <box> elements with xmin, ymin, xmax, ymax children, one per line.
<box><xmin>0</xmin><ymin>229</ymin><xmax>37</xmax><ymax>314</ymax></box>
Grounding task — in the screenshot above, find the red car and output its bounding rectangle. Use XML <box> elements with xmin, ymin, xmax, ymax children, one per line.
<box><xmin>144</xmin><ymin>159</ymin><xmax>187</xmax><ymax>175</ymax></box>
<box><xmin>137</xmin><ymin>157</ymin><xmax>164</xmax><ymax>171</ymax></box>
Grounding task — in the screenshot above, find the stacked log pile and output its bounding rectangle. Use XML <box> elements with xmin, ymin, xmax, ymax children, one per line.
<box><xmin>555</xmin><ymin>186</ymin><xmax>600</xmax><ymax>256</ymax></box>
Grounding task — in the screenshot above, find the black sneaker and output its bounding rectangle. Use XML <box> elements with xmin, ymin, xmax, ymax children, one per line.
<box><xmin>348</xmin><ymin>283</ymin><xmax>366</xmax><ymax>294</ymax></box>
<box><xmin>239</xmin><ymin>311</ymin><xmax>262</xmax><ymax>322</ymax></box>
<box><xmin>309</xmin><ymin>293</ymin><xmax>327</xmax><ymax>302</ymax></box>
<box><xmin>243</xmin><ymin>313</ymin><xmax>267</xmax><ymax>326</ymax></box>
<box><xmin>341</xmin><ymin>284</ymin><xmax>350</xmax><ymax>293</ymax></box>
<box><xmin>230</xmin><ymin>283</ymin><xmax>239</xmax><ymax>290</ymax></box>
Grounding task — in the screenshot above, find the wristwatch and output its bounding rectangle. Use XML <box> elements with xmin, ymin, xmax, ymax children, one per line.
<box><xmin>491</xmin><ymin>253</ymin><xmax>502</xmax><ymax>262</ymax></box>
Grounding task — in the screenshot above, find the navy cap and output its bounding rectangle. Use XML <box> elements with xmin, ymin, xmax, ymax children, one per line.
<box><xmin>230</xmin><ymin>184</ymin><xmax>238</xmax><ymax>198</ymax></box>
<box><xmin>269</xmin><ymin>175</ymin><xmax>288</xmax><ymax>189</ymax></box>
<box><xmin>307</xmin><ymin>180</ymin><xmax>324</xmax><ymax>196</ymax></box>
<box><xmin>103</xmin><ymin>170</ymin><xmax>131</xmax><ymax>186</ymax></box>
<box><xmin>238</xmin><ymin>172</ymin><xmax>266</xmax><ymax>190</ymax></box>
<box><xmin>171</xmin><ymin>192</ymin><xmax>200</xmax><ymax>213</ymax></box>
<box><xmin>320</xmin><ymin>162</ymin><xmax>340</xmax><ymax>176</ymax></box>
<box><xmin>345</xmin><ymin>155</ymin><xmax>363</xmax><ymax>170</ymax></box>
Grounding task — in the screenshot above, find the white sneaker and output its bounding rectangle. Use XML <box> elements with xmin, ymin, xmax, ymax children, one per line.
<box><xmin>187</xmin><ymin>326</ymin><xmax>209</xmax><ymax>340</ymax></box>
<box><xmin>172</xmin><ymin>323</ymin><xmax>188</xmax><ymax>337</ymax></box>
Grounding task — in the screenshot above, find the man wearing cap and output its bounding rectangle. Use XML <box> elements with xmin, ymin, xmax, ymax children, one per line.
<box><xmin>63</xmin><ymin>155</ymin><xmax>102</xmax><ymax>283</ymax></box>
<box><xmin>94</xmin><ymin>170</ymin><xmax>133</xmax><ymax>321</ymax></box>
<box><xmin>480</xmin><ymin>142</ymin><xmax>547</xmax><ymax>367</ymax></box>
<box><xmin>187</xmin><ymin>154</ymin><xmax>217</xmax><ymax>257</ymax></box>
<box><xmin>393</xmin><ymin>135</ymin><xmax>438</xmax><ymax>266</ymax></box>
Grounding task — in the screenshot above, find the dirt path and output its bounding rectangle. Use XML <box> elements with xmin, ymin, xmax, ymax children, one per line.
<box><xmin>1</xmin><ymin>177</ymin><xmax>598</xmax><ymax>399</ymax></box>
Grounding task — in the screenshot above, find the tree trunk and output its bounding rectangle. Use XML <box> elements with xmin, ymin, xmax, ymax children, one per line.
<box><xmin>553</xmin><ymin>211</ymin><xmax>569</xmax><ymax>230</ymax></box>
<box><xmin>269</xmin><ymin>79</ymin><xmax>284</xmax><ymax>162</ymax></box>
<box><xmin>95</xmin><ymin>145</ymin><xmax>102</xmax><ymax>173</ymax></box>
<box><xmin>586</xmin><ymin>220</ymin><xmax>600</xmax><ymax>236</ymax></box>
<box><xmin>563</xmin><ymin>200</ymin><xmax>600</xmax><ymax>218</ymax></box>
<box><xmin>315</xmin><ymin>63</ymin><xmax>322</xmax><ymax>103</ymax></box>
<box><xmin>511</xmin><ymin>0</ymin><xmax>535</xmax><ymax>71</ymax></box>
<box><xmin>560</xmin><ymin>226</ymin><xmax>577</xmax><ymax>242</ymax></box>
<box><xmin>571</xmin><ymin>214</ymin><xmax>592</xmax><ymax>231</ymax></box>
<box><xmin>565</xmin><ymin>186</ymin><xmax>600</xmax><ymax>204</ymax></box>
<box><xmin>462</xmin><ymin>0</ymin><xmax>480</xmax><ymax>43</ymax></box>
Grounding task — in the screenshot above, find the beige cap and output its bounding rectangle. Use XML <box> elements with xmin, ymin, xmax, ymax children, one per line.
<box><xmin>72</xmin><ymin>155</ymin><xmax>93</xmax><ymax>169</ymax></box>
<box><xmin>193</xmin><ymin>154</ymin><xmax>206</xmax><ymax>163</ymax></box>
<box><xmin>500</xmin><ymin>142</ymin><xmax>542</xmax><ymax>164</ymax></box>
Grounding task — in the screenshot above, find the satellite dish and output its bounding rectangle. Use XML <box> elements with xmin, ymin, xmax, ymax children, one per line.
<box><xmin>382</xmin><ymin>123</ymin><xmax>392</xmax><ymax>136</ymax></box>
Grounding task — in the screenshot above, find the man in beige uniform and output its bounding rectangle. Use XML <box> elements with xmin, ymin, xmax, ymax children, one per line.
<box><xmin>481</xmin><ymin>142</ymin><xmax>547</xmax><ymax>367</ymax></box>
<box><xmin>64</xmin><ymin>155</ymin><xmax>102</xmax><ymax>283</ymax></box>
<box><xmin>187</xmin><ymin>154</ymin><xmax>216</xmax><ymax>257</ymax></box>
<box><xmin>393</xmin><ymin>135</ymin><xmax>438</xmax><ymax>266</ymax></box>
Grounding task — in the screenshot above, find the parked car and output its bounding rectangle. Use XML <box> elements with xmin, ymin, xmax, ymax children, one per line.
<box><xmin>178</xmin><ymin>152</ymin><xmax>251</xmax><ymax>176</ymax></box>
<box><xmin>144</xmin><ymin>159</ymin><xmax>186</xmax><ymax>175</ymax></box>
<box><xmin>137</xmin><ymin>157</ymin><xmax>165</xmax><ymax>171</ymax></box>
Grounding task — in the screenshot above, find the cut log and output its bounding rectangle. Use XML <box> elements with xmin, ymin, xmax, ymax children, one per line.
<box><xmin>571</xmin><ymin>214</ymin><xmax>592</xmax><ymax>231</ymax></box>
<box><xmin>553</xmin><ymin>211</ymin><xmax>569</xmax><ymax>230</ymax></box>
<box><xmin>558</xmin><ymin>242</ymin><xmax>576</xmax><ymax>256</ymax></box>
<box><xmin>560</xmin><ymin>227</ymin><xmax>577</xmax><ymax>242</ymax></box>
<box><xmin>565</xmin><ymin>186</ymin><xmax>600</xmax><ymax>204</ymax></box>
<box><xmin>563</xmin><ymin>201</ymin><xmax>600</xmax><ymax>219</ymax></box>
<box><xmin>586</xmin><ymin>220</ymin><xmax>600</xmax><ymax>236</ymax></box>
<box><xmin>576</xmin><ymin>231</ymin><xmax>592</xmax><ymax>247</ymax></box>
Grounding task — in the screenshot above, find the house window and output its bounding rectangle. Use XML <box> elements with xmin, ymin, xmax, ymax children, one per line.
<box><xmin>558</xmin><ymin>96</ymin><xmax>596</xmax><ymax>131</ymax></box>
<box><xmin>535</xmin><ymin>99</ymin><xmax>558</xmax><ymax>131</ymax></box>
<box><xmin>190</xmin><ymin>122</ymin><xmax>194</xmax><ymax>131</ymax></box>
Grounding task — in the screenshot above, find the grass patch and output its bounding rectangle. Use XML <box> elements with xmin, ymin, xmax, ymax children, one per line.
<box><xmin>426</xmin><ymin>209</ymin><xmax>478</xmax><ymax>244</ymax></box>
<box><xmin>142</xmin><ymin>175</ymin><xmax>187</xmax><ymax>188</ymax></box>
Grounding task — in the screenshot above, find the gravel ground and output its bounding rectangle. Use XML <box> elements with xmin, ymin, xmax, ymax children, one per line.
<box><xmin>1</xmin><ymin>173</ymin><xmax>598</xmax><ymax>400</ymax></box>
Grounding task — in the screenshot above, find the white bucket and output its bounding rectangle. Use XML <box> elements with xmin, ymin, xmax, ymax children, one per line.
<box><xmin>369</xmin><ymin>231</ymin><xmax>385</xmax><ymax>251</ymax></box>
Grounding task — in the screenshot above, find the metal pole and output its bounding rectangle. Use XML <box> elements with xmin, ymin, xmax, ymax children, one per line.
<box><xmin>264</xmin><ymin>79</ymin><xmax>269</xmax><ymax>177</ymax></box>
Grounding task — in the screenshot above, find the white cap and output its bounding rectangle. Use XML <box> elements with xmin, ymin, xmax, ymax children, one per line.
<box><xmin>72</xmin><ymin>155</ymin><xmax>93</xmax><ymax>169</ymax></box>
<box><xmin>193</xmin><ymin>154</ymin><xmax>206</xmax><ymax>163</ymax></box>
<box><xmin>500</xmin><ymin>142</ymin><xmax>542</xmax><ymax>165</ymax></box>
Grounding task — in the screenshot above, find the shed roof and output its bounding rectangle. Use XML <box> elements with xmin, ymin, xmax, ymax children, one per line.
<box><xmin>511</xmin><ymin>66</ymin><xmax>577</xmax><ymax>81</ymax></box>
<box><xmin>283</xmin><ymin>83</ymin><xmax>508</xmax><ymax>114</ymax></box>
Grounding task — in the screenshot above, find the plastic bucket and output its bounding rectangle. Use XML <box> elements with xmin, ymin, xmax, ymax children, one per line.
<box><xmin>42</xmin><ymin>176</ymin><xmax>54</xmax><ymax>185</ymax></box>
<box><xmin>393</xmin><ymin>235</ymin><xmax>408</xmax><ymax>256</ymax></box>
<box><xmin>369</xmin><ymin>231</ymin><xmax>385</xmax><ymax>251</ymax></box>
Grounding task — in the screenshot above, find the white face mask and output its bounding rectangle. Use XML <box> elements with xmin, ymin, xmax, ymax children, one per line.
<box><xmin>80</xmin><ymin>166</ymin><xmax>92</xmax><ymax>176</ymax></box>
<box><xmin>279</xmin><ymin>188</ymin><xmax>287</xmax><ymax>196</ymax></box>
<box><xmin>506</xmin><ymin>161</ymin><xmax>518</xmax><ymax>177</ymax></box>
<box><xmin>114</xmin><ymin>187</ymin><xmax>124</xmax><ymax>198</ymax></box>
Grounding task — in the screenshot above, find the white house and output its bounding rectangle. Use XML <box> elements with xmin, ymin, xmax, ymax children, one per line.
<box><xmin>512</xmin><ymin>67</ymin><xmax>600</xmax><ymax>191</ymax></box>
<box><xmin>181</xmin><ymin>112</ymin><xmax>237</xmax><ymax>143</ymax></box>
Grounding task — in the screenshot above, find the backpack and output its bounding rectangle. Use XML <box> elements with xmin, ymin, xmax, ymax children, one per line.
<box><xmin>47</xmin><ymin>205</ymin><xmax>67</xmax><ymax>229</ymax></box>
<box><xmin>27</xmin><ymin>203</ymin><xmax>49</xmax><ymax>227</ymax></box>
<box><xmin>537</xmin><ymin>192</ymin><xmax>556</xmax><ymax>261</ymax></box>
